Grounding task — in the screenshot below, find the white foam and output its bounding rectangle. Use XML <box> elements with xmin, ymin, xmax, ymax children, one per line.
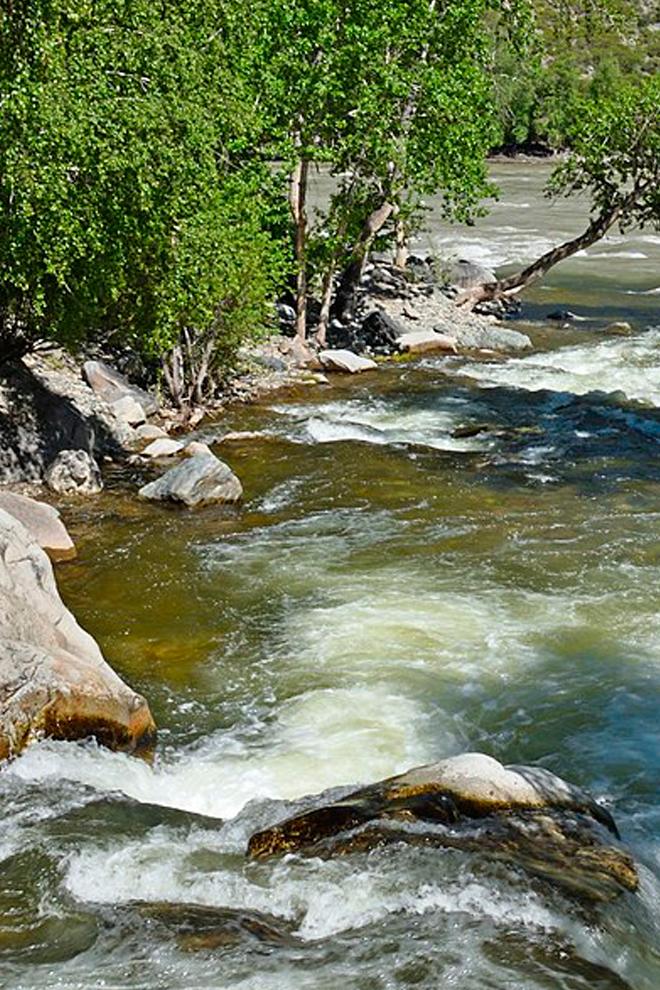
<box><xmin>465</xmin><ymin>329</ymin><xmax>660</xmax><ymax>407</ymax></box>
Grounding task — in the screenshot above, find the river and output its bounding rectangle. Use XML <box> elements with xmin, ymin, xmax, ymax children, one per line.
<box><xmin>1</xmin><ymin>163</ymin><xmax>659</xmax><ymax>989</ymax></box>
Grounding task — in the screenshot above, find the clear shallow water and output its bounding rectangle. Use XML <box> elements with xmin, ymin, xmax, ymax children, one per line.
<box><xmin>1</xmin><ymin>166</ymin><xmax>659</xmax><ymax>989</ymax></box>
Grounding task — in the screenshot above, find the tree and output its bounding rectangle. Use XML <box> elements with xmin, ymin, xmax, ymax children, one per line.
<box><xmin>250</xmin><ymin>0</ymin><xmax>532</xmax><ymax>341</ymax></box>
<box><xmin>0</xmin><ymin>1</ymin><xmax>285</xmax><ymax>407</ymax></box>
<box><xmin>457</xmin><ymin>76</ymin><xmax>660</xmax><ymax>309</ymax></box>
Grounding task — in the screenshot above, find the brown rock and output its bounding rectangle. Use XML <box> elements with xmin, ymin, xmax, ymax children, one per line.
<box><xmin>0</xmin><ymin>492</ymin><xmax>76</xmax><ymax>562</ymax></box>
<box><xmin>0</xmin><ymin>508</ymin><xmax>155</xmax><ymax>759</ymax></box>
<box><xmin>247</xmin><ymin>753</ymin><xmax>637</xmax><ymax>902</ymax></box>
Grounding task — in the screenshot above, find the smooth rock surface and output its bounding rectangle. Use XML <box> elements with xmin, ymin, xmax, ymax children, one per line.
<box><xmin>319</xmin><ymin>350</ymin><xmax>378</xmax><ymax>374</ymax></box>
<box><xmin>397</xmin><ymin>330</ymin><xmax>458</xmax><ymax>354</ymax></box>
<box><xmin>0</xmin><ymin>509</ymin><xmax>155</xmax><ymax>758</ymax></box>
<box><xmin>83</xmin><ymin>360</ymin><xmax>158</xmax><ymax>416</ymax></box>
<box><xmin>134</xmin><ymin>424</ymin><xmax>169</xmax><ymax>442</ymax></box>
<box><xmin>142</xmin><ymin>438</ymin><xmax>184</xmax><ymax>459</ymax></box>
<box><xmin>110</xmin><ymin>395</ymin><xmax>146</xmax><ymax>426</ymax></box>
<box><xmin>44</xmin><ymin>449</ymin><xmax>103</xmax><ymax>495</ymax></box>
<box><xmin>0</xmin><ymin>492</ymin><xmax>76</xmax><ymax>562</ymax></box>
<box><xmin>183</xmin><ymin>441</ymin><xmax>213</xmax><ymax>458</ymax></box>
<box><xmin>138</xmin><ymin>453</ymin><xmax>242</xmax><ymax>507</ymax></box>
<box><xmin>247</xmin><ymin>753</ymin><xmax>637</xmax><ymax>902</ymax></box>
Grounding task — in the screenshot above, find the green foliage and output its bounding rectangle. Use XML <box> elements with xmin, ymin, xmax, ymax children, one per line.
<box><xmin>549</xmin><ymin>75</ymin><xmax>660</xmax><ymax>228</ymax></box>
<box><xmin>0</xmin><ymin>1</ymin><xmax>285</xmax><ymax>388</ymax></box>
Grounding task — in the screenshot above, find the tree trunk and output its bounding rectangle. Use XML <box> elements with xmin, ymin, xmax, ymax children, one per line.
<box><xmin>289</xmin><ymin>156</ymin><xmax>309</xmax><ymax>340</ymax></box>
<box><xmin>316</xmin><ymin>262</ymin><xmax>335</xmax><ymax>347</ymax></box>
<box><xmin>394</xmin><ymin>217</ymin><xmax>409</xmax><ymax>269</ymax></box>
<box><xmin>334</xmin><ymin>201</ymin><xmax>394</xmax><ymax>319</ymax></box>
<box><xmin>456</xmin><ymin>197</ymin><xmax>630</xmax><ymax>310</ymax></box>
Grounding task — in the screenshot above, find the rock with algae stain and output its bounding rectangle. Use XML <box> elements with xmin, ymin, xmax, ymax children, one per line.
<box><xmin>247</xmin><ymin>753</ymin><xmax>638</xmax><ymax>903</ymax></box>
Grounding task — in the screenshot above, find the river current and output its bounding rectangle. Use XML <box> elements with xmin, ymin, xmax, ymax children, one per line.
<box><xmin>1</xmin><ymin>163</ymin><xmax>659</xmax><ymax>989</ymax></box>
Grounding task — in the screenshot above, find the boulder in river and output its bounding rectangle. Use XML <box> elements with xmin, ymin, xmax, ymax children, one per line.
<box><xmin>0</xmin><ymin>492</ymin><xmax>76</xmax><ymax>562</ymax></box>
<box><xmin>397</xmin><ymin>330</ymin><xmax>458</xmax><ymax>354</ymax></box>
<box><xmin>138</xmin><ymin>452</ymin><xmax>242</xmax><ymax>507</ymax></box>
<box><xmin>45</xmin><ymin>449</ymin><xmax>103</xmax><ymax>495</ymax></box>
<box><xmin>83</xmin><ymin>360</ymin><xmax>158</xmax><ymax>417</ymax></box>
<box><xmin>0</xmin><ymin>508</ymin><xmax>155</xmax><ymax>759</ymax></box>
<box><xmin>319</xmin><ymin>349</ymin><xmax>378</xmax><ymax>374</ymax></box>
<box><xmin>247</xmin><ymin>753</ymin><xmax>637</xmax><ymax>902</ymax></box>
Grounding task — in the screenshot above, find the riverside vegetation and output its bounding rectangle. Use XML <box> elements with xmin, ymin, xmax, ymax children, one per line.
<box><xmin>0</xmin><ymin>0</ymin><xmax>658</xmax><ymax>411</ymax></box>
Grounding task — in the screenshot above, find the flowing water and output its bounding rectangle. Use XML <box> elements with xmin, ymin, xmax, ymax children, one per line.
<box><xmin>1</xmin><ymin>163</ymin><xmax>659</xmax><ymax>989</ymax></box>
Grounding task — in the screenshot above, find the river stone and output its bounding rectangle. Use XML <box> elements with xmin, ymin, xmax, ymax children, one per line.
<box><xmin>138</xmin><ymin>452</ymin><xmax>242</xmax><ymax>507</ymax></box>
<box><xmin>0</xmin><ymin>508</ymin><xmax>155</xmax><ymax>759</ymax></box>
<box><xmin>134</xmin><ymin>424</ymin><xmax>169</xmax><ymax>442</ymax></box>
<box><xmin>83</xmin><ymin>360</ymin><xmax>158</xmax><ymax>416</ymax></box>
<box><xmin>110</xmin><ymin>395</ymin><xmax>146</xmax><ymax>426</ymax></box>
<box><xmin>183</xmin><ymin>441</ymin><xmax>213</xmax><ymax>458</ymax></box>
<box><xmin>319</xmin><ymin>349</ymin><xmax>378</xmax><ymax>373</ymax></box>
<box><xmin>397</xmin><ymin>330</ymin><xmax>458</xmax><ymax>354</ymax></box>
<box><xmin>449</xmin><ymin>260</ymin><xmax>496</xmax><ymax>289</ymax></box>
<box><xmin>247</xmin><ymin>753</ymin><xmax>637</xmax><ymax>902</ymax></box>
<box><xmin>141</xmin><ymin>438</ymin><xmax>184</xmax><ymax>459</ymax></box>
<box><xmin>0</xmin><ymin>492</ymin><xmax>76</xmax><ymax>562</ymax></box>
<box><xmin>45</xmin><ymin>449</ymin><xmax>103</xmax><ymax>495</ymax></box>
<box><xmin>451</xmin><ymin>324</ymin><xmax>532</xmax><ymax>352</ymax></box>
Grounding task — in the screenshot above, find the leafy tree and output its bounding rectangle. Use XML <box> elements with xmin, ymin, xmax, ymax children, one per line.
<box><xmin>458</xmin><ymin>75</ymin><xmax>660</xmax><ymax>308</ymax></box>
<box><xmin>0</xmin><ymin>1</ymin><xmax>285</xmax><ymax>406</ymax></box>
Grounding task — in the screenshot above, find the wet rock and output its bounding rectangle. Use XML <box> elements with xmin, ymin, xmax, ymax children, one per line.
<box><xmin>138</xmin><ymin>452</ymin><xmax>242</xmax><ymax>507</ymax></box>
<box><xmin>83</xmin><ymin>360</ymin><xmax>158</xmax><ymax>417</ymax></box>
<box><xmin>319</xmin><ymin>349</ymin><xmax>378</xmax><ymax>374</ymax></box>
<box><xmin>45</xmin><ymin>449</ymin><xmax>103</xmax><ymax>495</ymax></box>
<box><xmin>247</xmin><ymin>753</ymin><xmax>637</xmax><ymax>902</ymax></box>
<box><xmin>449</xmin><ymin>260</ymin><xmax>496</xmax><ymax>289</ymax></box>
<box><xmin>546</xmin><ymin>310</ymin><xmax>578</xmax><ymax>322</ymax></box>
<box><xmin>0</xmin><ymin>508</ymin><xmax>155</xmax><ymax>759</ymax></box>
<box><xmin>141</xmin><ymin>438</ymin><xmax>184</xmax><ymax>459</ymax></box>
<box><xmin>218</xmin><ymin>431</ymin><xmax>265</xmax><ymax>443</ymax></box>
<box><xmin>397</xmin><ymin>330</ymin><xmax>458</xmax><ymax>354</ymax></box>
<box><xmin>127</xmin><ymin>901</ymin><xmax>299</xmax><ymax>952</ymax></box>
<box><xmin>604</xmin><ymin>321</ymin><xmax>633</xmax><ymax>335</ymax></box>
<box><xmin>0</xmin><ymin>492</ymin><xmax>76</xmax><ymax>562</ymax></box>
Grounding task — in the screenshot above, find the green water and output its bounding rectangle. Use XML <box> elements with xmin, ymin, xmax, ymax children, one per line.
<box><xmin>0</xmin><ymin>164</ymin><xmax>659</xmax><ymax>989</ymax></box>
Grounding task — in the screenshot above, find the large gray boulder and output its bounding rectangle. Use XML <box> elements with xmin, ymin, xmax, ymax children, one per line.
<box><xmin>83</xmin><ymin>360</ymin><xmax>158</xmax><ymax>417</ymax></box>
<box><xmin>45</xmin><ymin>449</ymin><xmax>103</xmax><ymax>495</ymax></box>
<box><xmin>0</xmin><ymin>357</ymin><xmax>133</xmax><ymax>485</ymax></box>
<box><xmin>451</xmin><ymin>324</ymin><xmax>532</xmax><ymax>353</ymax></box>
<box><xmin>0</xmin><ymin>509</ymin><xmax>155</xmax><ymax>759</ymax></box>
<box><xmin>449</xmin><ymin>259</ymin><xmax>496</xmax><ymax>289</ymax></box>
<box><xmin>0</xmin><ymin>492</ymin><xmax>76</xmax><ymax>562</ymax></box>
<box><xmin>248</xmin><ymin>753</ymin><xmax>637</xmax><ymax>902</ymax></box>
<box><xmin>138</xmin><ymin>452</ymin><xmax>242</xmax><ymax>507</ymax></box>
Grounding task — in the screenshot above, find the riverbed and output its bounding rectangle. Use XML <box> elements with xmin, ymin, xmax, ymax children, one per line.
<box><xmin>1</xmin><ymin>163</ymin><xmax>659</xmax><ymax>989</ymax></box>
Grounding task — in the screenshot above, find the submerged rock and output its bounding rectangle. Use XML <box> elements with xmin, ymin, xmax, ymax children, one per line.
<box><xmin>0</xmin><ymin>492</ymin><xmax>76</xmax><ymax>562</ymax></box>
<box><xmin>125</xmin><ymin>901</ymin><xmax>299</xmax><ymax>952</ymax></box>
<box><xmin>319</xmin><ymin>349</ymin><xmax>378</xmax><ymax>373</ymax></box>
<box><xmin>44</xmin><ymin>449</ymin><xmax>103</xmax><ymax>495</ymax></box>
<box><xmin>0</xmin><ymin>509</ymin><xmax>155</xmax><ymax>759</ymax></box>
<box><xmin>247</xmin><ymin>753</ymin><xmax>637</xmax><ymax>902</ymax></box>
<box><xmin>138</xmin><ymin>452</ymin><xmax>242</xmax><ymax>507</ymax></box>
